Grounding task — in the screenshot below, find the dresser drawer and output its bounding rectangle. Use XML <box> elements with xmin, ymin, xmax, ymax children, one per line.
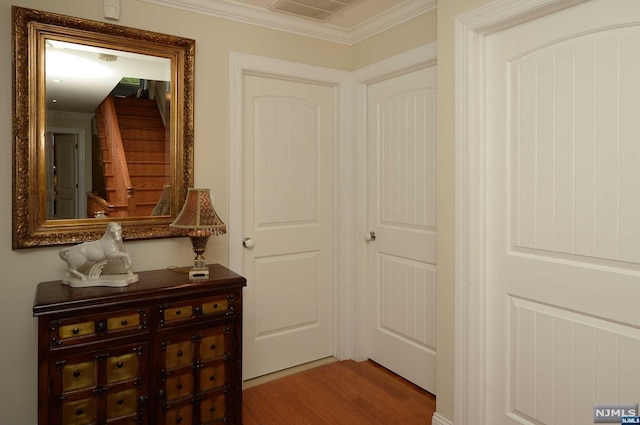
<box><xmin>158</xmin><ymin>294</ymin><xmax>237</xmax><ymax>328</ymax></box>
<box><xmin>199</xmin><ymin>393</ymin><xmax>227</xmax><ymax>423</ymax></box>
<box><xmin>61</xmin><ymin>398</ymin><xmax>96</xmax><ymax>425</ymax></box>
<box><xmin>164</xmin><ymin>371</ymin><xmax>193</xmax><ymax>401</ymax></box>
<box><xmin>199</xmin><ymin>332</ymin><xmax>227</xmax><ymax>360</ymax></box>
<box><xmin>58</xmin><ymin>321</ymin><xmax>95</xmax><ymax>340</ymax></box>
<box><xmin>61</xmin><ymin>361</ymin><xmax>96</xmax><ymax>392</ymax></box>
<box><xmin>164</xmin><ymin>340</ymin><xmax>194</xmax><ymax>370</ymax></box>
<box><xmin>163</xmin><ymin>304</ymin><xmax>195</xmax><ymax>324</ymax></box>
<box><xmin>199</xmin><ymin>362</ymin><xmax>226</xmax><ymax>392</ymax></box>
<box><xmin>107</xmin><ymin>312</ymin><xmax>142</xmax><ymax>331</ymax></box>
<box><xmin>106</xmin><ymin>352</ymin><xmax>139</xmax><ymax>384</ymax></box>
<box><xmin>200</xmin><ymin>296</ymin><xmax>230</xmax><ymax>316</ymax></box>
<box><xmin>162</xmin><ymin>403</ymin><xmax>193</xmax><ymax>425</ymax></box>
<box><xmin>106</xmin><ymin>388</ymin><xmax>139</xmax><ymax>419</ymax></box>
<box><xmin>50</xmin><ymin>308</ymin><xmax>148</xmax><ymax>347</ymax></box>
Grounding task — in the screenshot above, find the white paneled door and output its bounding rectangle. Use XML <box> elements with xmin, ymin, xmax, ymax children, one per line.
<box><xmin>485</xmin><ymin>1</ymin><xmax>640</xmax><ymax>423</ymax></box>
<box><xmin>54</xmin><ymin>133</ymin><xmax>79</xmax><ymax>219</ymax></box>
<box><xmin>242</xmin><ymin>74</ymin><xmax>335</xmax><ymax>380</ymax></box>
<box><xmin>366</xmin><ymin>66</ymin><xmax>437</xmax><ymax>393</ymax></box>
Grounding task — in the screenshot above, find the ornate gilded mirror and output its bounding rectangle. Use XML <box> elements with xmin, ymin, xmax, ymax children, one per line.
<box><xmin>12</xmin><ymin>6</ymin><xmax>195</xmax><ymax>248</ymax></box>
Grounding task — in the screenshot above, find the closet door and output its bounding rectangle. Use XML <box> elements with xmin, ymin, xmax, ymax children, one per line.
<box><xmin>367</xmin><ymin>66</ymin><xmax>437</xmax><ymax>393</ymax></box>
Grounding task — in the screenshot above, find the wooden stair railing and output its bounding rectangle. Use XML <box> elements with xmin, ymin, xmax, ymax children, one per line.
<box><xmin>95</xmin><ymin>96</ymin><xmax>137</xmax><ymax>216</ymax></box>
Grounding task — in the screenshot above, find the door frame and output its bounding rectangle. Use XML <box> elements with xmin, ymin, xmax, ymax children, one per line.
<box><xmin>454</xmin><ymin>1</ymin><xmax>588</xmax><ymax>424</ymax></box>
<box><xmin>228</xmin><ymin>52</ymin><xmax>353</xmax><ymax>359</ymax></box>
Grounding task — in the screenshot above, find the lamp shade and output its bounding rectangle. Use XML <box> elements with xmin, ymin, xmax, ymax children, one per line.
<box><xmin>170</xmin><ymin>188</ymin><xmax>226</xmax><ymax>235</ymax></box>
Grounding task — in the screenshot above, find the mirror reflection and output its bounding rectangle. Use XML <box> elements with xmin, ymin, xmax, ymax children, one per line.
<box><xmin>45</xmin><ymin>40</ymin><xmax>172</xmax><ymax>219</ymax></box>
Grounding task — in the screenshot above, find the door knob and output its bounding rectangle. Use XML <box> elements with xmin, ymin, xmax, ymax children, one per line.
<box><xmin>243</xmin><ymin>238</ymin><xmax>254</xmax><ymax>249</ymax></box>
<box><xmin>365</xmin><ymin>231</ymin><xmax>376</xmax><ymax>242</ymax></box>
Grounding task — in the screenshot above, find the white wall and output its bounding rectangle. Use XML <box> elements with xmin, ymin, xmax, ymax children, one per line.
<box><xmin>0</xmin><ymin>1</ymin><xmax>435</xmax><ymax>423</ymax></box>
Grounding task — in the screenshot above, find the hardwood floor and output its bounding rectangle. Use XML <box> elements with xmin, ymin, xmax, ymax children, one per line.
<box><xmin>242</xmin><ymin>360</ymin><xmax>436</xmax><ymax>425</ymax></box>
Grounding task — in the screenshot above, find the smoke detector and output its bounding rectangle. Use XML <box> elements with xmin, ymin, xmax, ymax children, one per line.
<box><xmin>98</xmin><ymin>53</ymin><xmax>118</xmax><ymax>62</ymax></box>
<box><xmin>269</xmin><ymin>0</ymin><xmax>361</xmax><ymax>22</ymax></box>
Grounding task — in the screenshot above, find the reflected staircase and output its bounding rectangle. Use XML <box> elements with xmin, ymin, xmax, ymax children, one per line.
<box><xmin>89</xmin><ymin>95</ymin><xmax>170</xmax><ymax>217</ymax></box>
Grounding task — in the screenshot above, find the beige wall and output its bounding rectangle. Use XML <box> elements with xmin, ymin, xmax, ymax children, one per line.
<box><xmin>0</xmin><ymin>0</ymin><xmax>435</xmax><ymax>423</ymax></box>
<box><xmin>436</xmin><ymin>0</ymin><xmax>494</xmax><ymax>422</ymax></box>
<box><xmin>352</xmin><ymin>10</ymin><xmax>437</xmax><ymax>70</ymax></box>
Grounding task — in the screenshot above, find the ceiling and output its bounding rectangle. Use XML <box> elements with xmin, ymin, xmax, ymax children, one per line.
<box><xmin>46</xmin><ymin>41</ymin><xmax>170</xmax><ymax>114</ymax></box>
<box><xmin>141</xmin><ymin>0</ymin><xmax>436</xmax><ymax>45</ymax></box>
<box><xmin>47</xmin><ymin>0</ymin><xmax>434</xmax><ymax>114</ymax></box>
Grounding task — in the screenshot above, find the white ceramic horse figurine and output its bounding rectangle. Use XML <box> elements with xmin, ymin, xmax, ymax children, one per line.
<box><xmin>59</xmin><ymin>222</ymin><xmax>133</xmax><ymax>281</ymax></box>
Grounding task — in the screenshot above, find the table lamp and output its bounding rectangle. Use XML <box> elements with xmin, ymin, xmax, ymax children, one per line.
<box><xmin>170</xmin><ymin>188</ymin><xmax>226</xmax><ymax>278</ymax></box>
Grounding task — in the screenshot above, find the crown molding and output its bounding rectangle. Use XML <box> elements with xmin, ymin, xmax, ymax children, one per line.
<box><xmin>140</xmin><ymin>0</ymin><xmax>436</xmax><ymax>45</ymax></box>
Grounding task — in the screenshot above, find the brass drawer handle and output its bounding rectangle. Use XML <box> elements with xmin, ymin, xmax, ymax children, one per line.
<box><xmin>72</xmin><ymin>328</ymin><xmax>80</xmax><ymax>335</ymax></box>
<box><xmin>117</xmin><ymin>362</ymin><xmax>124</xmax><ymax>368</ymax></box>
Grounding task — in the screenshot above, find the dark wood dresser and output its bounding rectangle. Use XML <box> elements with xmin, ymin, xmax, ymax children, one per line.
<box><xmin>33</xmin><ymin>264</ymin><xmax>246</xmax><ymax>425</ymax></box>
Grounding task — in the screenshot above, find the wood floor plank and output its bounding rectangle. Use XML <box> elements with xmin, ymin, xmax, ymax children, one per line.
<box><xmin>243</xmin><ymin>360</ymin><xmax>436</xmax><ymax>425</ymax></box>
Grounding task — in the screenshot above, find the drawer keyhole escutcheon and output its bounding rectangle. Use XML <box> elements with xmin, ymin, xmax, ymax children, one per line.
<box><xmin>73</xmin><ymin>370</ymin><xmax>80</xmax><ymax>377</ymax></box>
<box><xmin>117</xmin><ymin>362</ymin><xmax>124</xmax><ymax>368</ymax></box>
<box><xmin>177</xmin><ymin>383</ymin><xmax>183</xmax><ymax>390</ymax></box>
<box><xmin>176</xmin><ymin>310</ymin><xmax>181</xmax><ymax>316</ymax></box>
<box><xmin>117</xmin><ymin>398</ymin><xmax>124</xmax><ymax>405</ymax></box>
<box><xmin>75</xmin><ymin>408</ymin><xmax>83</xmax><ymax>415</ymax></box>
<box><xmin>72</xmin><ymin>328</ymin><xmax>79</xmax><ymax>335</ymax></box>
<box><xmin>177</xmin><ymin>350</ymin><xmax>183</xmax><ymax>357</ymax></box>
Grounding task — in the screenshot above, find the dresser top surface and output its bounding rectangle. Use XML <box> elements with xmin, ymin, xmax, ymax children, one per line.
<box><xmin>34</xmin><ymin>264</ymin><xmax>246</xmax><ymax>316</ymax></box>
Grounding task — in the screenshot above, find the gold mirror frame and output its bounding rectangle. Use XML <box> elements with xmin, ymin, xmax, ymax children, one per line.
<box><xmin>12</xmin><ymin>7</ymin><xmax>194</xmax><ymax>249</ymax></box>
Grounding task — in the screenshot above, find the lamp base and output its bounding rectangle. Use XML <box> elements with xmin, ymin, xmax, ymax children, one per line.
<box><xmin>188</xmin><ymin>234</ymin><xmax>211</xmax><ymax>279</ymax></box>
<box><xmin>189</xmin><ymin>266</ymin><xmax>209</xmax><ymax>279</ymax></box>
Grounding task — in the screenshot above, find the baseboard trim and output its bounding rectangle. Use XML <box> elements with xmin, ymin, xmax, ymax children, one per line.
<box><xmin>432</xmin><ymin>412</ymin><xmax>453</xmax><ymax>425</ymax></box>
<box><xmin>242</xmin><ymin>357</ymin><xmax>338</xmax><ymax>389</ymax></box>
